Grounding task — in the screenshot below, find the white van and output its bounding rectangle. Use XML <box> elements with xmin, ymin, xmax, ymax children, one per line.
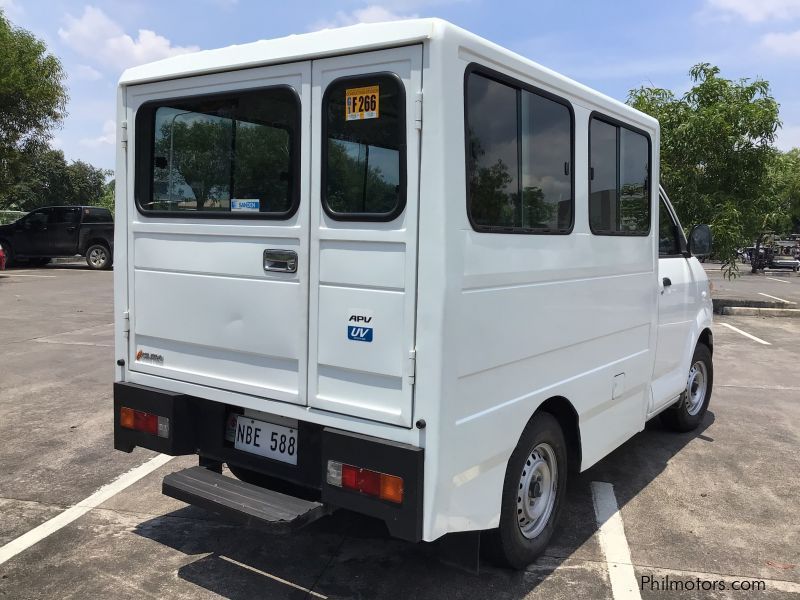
<box><xmin>112</xmin><ymin>18</ymin><xmax>714</xmax><ymax>568</ymax></box>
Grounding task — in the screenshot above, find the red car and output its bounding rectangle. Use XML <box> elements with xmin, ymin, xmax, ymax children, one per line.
<box><xmin>0</xmin><ymin>241</ymin><xmax>6</xmax><ymax>270</ymax></box>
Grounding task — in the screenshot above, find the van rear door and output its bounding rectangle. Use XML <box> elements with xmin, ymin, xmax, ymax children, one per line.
<box><xmin>308</xmin><ymin>47</ymin><xmax>422</xmax><ymax>427</ymax></box>
<box><xmin>125</xmin><ymin>61</ymin><xmax>311</xmax><ymax>406</ymax></box>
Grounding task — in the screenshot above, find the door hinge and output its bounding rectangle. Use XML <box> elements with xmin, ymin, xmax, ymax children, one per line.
<box><xmin>407</xmin><ymin>349</ymin><xmax>417</xmax><ymax>385</ymax></box>
<box><xmin>120</xmin><ymin>121</ymin><xmax>128</xmax><ymax>150</ymax></box>
<box><xmin>122</xmin><ymin>310</ymin><xmax>130</xmax><ymax>337</ymax></box>
<box><xmin>414</xmin><ymin>92</ymin><xmax>423</xmax><ymax>130</ymax></box>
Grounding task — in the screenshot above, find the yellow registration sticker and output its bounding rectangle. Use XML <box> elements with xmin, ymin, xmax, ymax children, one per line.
<box><xmin>345</xmin><ymin>85</ymin><xmax>379</xmax><ymax>121</ymax></box>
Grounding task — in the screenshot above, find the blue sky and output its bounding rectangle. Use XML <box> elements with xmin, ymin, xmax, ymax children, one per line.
<box><xmin>2</xmin><ymin>0</ymin><xmax>799</xmax><ymax>173</ymax></box>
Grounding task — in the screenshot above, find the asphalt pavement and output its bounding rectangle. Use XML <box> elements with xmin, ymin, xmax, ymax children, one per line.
<box><xmin>0</xmin><ymin>264</ymin><xmax>798</xmax><ymax>600</ymax></box>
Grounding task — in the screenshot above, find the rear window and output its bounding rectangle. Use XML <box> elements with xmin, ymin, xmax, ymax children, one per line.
<box><xmin>83</xmin><ymin>208</ymin><xmax>113</xmax><ymax>223</ymax></box>
<box><xmin>135</xmin><ymin>87</ymin><xmax>300</xmax><ymax>219</ymax></box>
<box><xmin>322</xmin><ymin>74</ymin><xmax>406</xmax><ymax>221</ymax></box>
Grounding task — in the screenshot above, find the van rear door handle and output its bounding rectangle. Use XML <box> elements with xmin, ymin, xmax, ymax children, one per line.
<box><xmin>263</xmin><ymin>249</ymin><xmax>298</xmax><ymax>273</ymax></box>
<box><xmin>662</xmin><ymin>277</ymin><xmax>672</xmax><ymax>287</ymax></box>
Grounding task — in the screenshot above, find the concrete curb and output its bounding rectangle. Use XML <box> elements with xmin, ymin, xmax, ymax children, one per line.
<box><xmin>52</xmin><ymin>257</ymin><xmax>83</xmax><ymax>264</ymax></box>
<box><xmin>712</xmin><ymin>298</ymin><xmax>788</xmax><ymax>313</ymax></box>
<box><xmin>720</xmin><ymin>306</ymin><xmax>800</xmax><ymax>318</ymax></box>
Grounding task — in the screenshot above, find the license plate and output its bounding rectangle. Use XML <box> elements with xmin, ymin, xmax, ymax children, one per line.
<box><xmin>233</xmin><ymin>416</ymin><xmax>298</xmax><ymax>465</ymax></box>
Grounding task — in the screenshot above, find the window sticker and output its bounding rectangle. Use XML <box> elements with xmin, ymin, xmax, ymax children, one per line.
<box><xmin>345</xmin><ymin>85</ymin><xmax>379</xmax><ymax>121</ymax></box>
<box><xmin>231</xmin><ymin>199</ymin><xmax>260</xmax><ymax>212</ymax></box>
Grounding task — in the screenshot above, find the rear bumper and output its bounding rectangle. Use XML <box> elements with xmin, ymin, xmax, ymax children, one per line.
<box><xmin>113</xmin><ymin>382</ymin><xmax>424</xmax><ymax>541</ymax></box>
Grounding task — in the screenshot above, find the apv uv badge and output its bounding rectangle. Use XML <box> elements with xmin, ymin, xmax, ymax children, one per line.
<box><xmin>347</xmin><ymin>309</ymin><xmax>374</xmax><ymax>342</ymax></box>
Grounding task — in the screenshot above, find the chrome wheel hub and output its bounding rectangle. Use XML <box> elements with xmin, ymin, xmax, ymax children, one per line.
<box><xmin>89</xmin><ymin>248</ymin><xmax>106</xmax><ymax>267</ymax></box>
<box><xmin>517</xmin><ymin>442</ymin><xmax>558</xmax><ymax>539</ymax></box>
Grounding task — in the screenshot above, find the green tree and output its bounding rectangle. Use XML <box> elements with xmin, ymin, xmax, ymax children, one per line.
<box><xmin>627</xmin><ymin>63</ymin><xmax>784</xmax><ymax>277</ymax></box>
<box><xmin>4</xmin><ymin>145</ymin><xmax>110</xmax><ymax>210</ymax></box>
<box><xmin>67</xmin><ymin>160</ymin><xmax>108</xmax><ymax>206</ymax></box>
<box><xmin>0</xmin><ymin>10</ymin><xmax>68</xmax><ymax>200</ymax></box>
<box><xmin>99</xmin><ymin>178</ymin><xmax>115</xmax><ymax>212</ymax></box>
<box><xmin>773</xmin><ymin>149</ymin><xmax>800</xmax><ymax>232</ymax></box>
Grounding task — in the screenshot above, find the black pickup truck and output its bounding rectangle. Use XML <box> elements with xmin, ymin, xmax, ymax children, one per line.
<box><xmin>0</xmin><ymin>206</ymin><xmax>114</xmax><ymax>270</ymax></box>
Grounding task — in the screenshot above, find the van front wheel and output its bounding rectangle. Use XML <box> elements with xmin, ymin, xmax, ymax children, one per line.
<box><xmin>486</xmin><ymin>412</ymin><xmax>567</xmax><ymax>569</ymax></box>
<box><xmin>661</xmin><ymin>343</ymin><xmax>713</xmax><ymax>432</ymax></box>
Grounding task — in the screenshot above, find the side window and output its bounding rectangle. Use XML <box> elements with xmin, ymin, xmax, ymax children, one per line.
<box><xmin>466</xmin><ymin>69</ymin><xmax>573</xmax><ymax>233</ymax></box>
<box><xmin>322</xmin><ymin>74</ymin><xmax>405</xmax><ymax>220</ymax></box>
<box><xmin>589</xmin><ymin>116</ymin><xmax>651</xmax><ymax>235</ymax></box>
<box><xmin>53</xmin><ymin>207</ymin><xmax>80</xmax><ymax>224</ymax></box>
<box><xmin>26</xmin><ymin>209</ymin><xmax>50</xmax><ymax>229</ymax></box>
<box><xmin>135</xmin><ymin>87</ymin><xmax>300</xmax><ymax>218</ymax></box>
<box><xmin>659</xmin><ymin>199</ymin><xmax>681</xmax><ymax>256</ymax></box>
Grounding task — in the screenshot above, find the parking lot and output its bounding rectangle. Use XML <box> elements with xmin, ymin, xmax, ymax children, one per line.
<box><xmin>0</xmin><ymin>265</ymin><xmax>798</xmax><ymax>600</ymax></box>
<box><xmin>704</xmin><ymin>263</ymin><xmax>800</xmax><ymax>306</ymax></box>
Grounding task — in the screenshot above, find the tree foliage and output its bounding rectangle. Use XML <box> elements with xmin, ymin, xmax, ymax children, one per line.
<box><xmin>773</xmin><ymin>148</ymin><xmax>800</xmax><ymax>231</ymax></box>
<box><xmin>2</xmin><ymin>146</ymin><xmax>110</xmax><ymax>210</ymax></box>
<box><xmin>0</xmin><ymin>10</ymin><xmax>68</xmax><ymax>193</ymax></box>
<box><xmin>628</xmin><ymin>63</ymin><xmax>786</xmax><ymax>277</ymax></box>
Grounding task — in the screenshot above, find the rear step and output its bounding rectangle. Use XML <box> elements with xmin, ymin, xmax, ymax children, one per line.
<box><xmin>163</xmin><ymin>466</ymin><xmax>330</xmax><ymax>532</ymax></box>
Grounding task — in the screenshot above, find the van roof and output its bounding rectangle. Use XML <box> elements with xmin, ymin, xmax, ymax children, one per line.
<box><xmin>118</xmin><ymin>18</ymin><xmax>655</xmax><ymax>129</ymax></box>
<box><xmin>119</xmin><ymin>18</ymin><xmax>441</xmax><ymax>86</ymax></box>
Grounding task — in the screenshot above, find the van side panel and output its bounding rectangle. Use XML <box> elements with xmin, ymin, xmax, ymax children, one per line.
<box><xmin>420</xmin><ymin>31</ymin><xmax>659</xmax><ymax>540</ymax></box>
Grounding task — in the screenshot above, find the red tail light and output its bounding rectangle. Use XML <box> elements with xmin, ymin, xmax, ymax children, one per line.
<box><xmin>120</xmin><ymin>406</ymin><xmax>169</xmax><ymax>438</ymax></box>
<box><xmin>327</xmin><ymin>461</ymin><xmax>404</xmax><ymax>504</ymax></box>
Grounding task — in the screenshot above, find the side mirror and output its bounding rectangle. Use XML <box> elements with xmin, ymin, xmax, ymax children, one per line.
<box><xmin>688</xmin><ymin>224</ymin><xmax>712</xmax><ymax>258</ymax></box>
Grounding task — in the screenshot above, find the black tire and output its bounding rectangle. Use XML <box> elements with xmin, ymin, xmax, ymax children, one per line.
<box><xmin>660</xmin><ymin>343</ymin><xmax>713</xmax><ymax>432</ymax></box>
<box><xmin>485</xmin><ymin>412</ymin><xmax>568</xmax><ymax>569</ymax></box>
<box><xmin>86</xmin><ymin>244</ymin><xmax>112</xmax><ymax>270</ymax></box>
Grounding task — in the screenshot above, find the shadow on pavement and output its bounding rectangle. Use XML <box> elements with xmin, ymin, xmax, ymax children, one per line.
<box><xmin>134</xmin><ymin>411</ymin><xmax>715</xmax><ymax>600</ymax></box>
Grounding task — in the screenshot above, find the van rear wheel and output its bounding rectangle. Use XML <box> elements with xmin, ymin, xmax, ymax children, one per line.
<box><xmin>485</xmin><ymin>412</ymin><xmax>567</xmax><ymax>569</ymax></box>
<box><xmin>661</xmin><ymin>343</ymin><xmax>713</xmax><ymax>432</ymax></box>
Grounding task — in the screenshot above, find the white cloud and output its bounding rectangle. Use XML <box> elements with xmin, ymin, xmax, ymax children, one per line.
<box><xmin>761</xmin><ymin>28</ymin><xmax>800</xmax><ymax>55</ymax></box>
<box><xmin>58</xmin><ymin>6</ymin><xmax>199</xmax><ymax>71</ymax></box>
<box><xmin>80</xmin><ymin>119</ymin><xmax>116</xmax><ymax>148</ymax></box>
<box><xmin>310</xmin><ymin>5</ymin><xmax>417</xmax><ymax>31</ymax></box>
<box><xmin>706</xmin><ymin>0</ymin><xmax>800</xmax><ymax>22</ymax></box>
<box><xmin>72</xmin><ymin>64</ymin><xmax>103</xmax><ymax>81</ymax></box>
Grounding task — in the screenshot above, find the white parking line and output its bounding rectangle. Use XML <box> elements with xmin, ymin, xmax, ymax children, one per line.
<box><xmin>719</xmin><ymin>322</ymin><xmax>771</xmax><ymax>345</ymax></box>
<box><xmin>219</xmin><ymin>556</ymin><xmax>328</xmax><ymax>599</ymax></box>
<box><xmin>0</xmin><ymin>273</ymin><xmax>56</xmax><ymax>278</ymax></box>
<box><xmin>758</xmin><ymin>292</ymin><xmax>796</xmax><ymax>304</ymax></box>
<box><xmin>765</xmin><ymin>276</ymin><xmax>790</xmax><ymax>283</ymax></box>
<box><xmin>0</xmin><ymin>454</ymin><xmax>173</xmax><ymax>566</ymax></box>
<box><xmin>591</xmin><ymin>481</ymin><xmax>642</xmax><ymax>600</ymax></box>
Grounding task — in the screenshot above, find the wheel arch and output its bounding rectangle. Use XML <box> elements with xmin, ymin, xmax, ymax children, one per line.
<box><xmin>698</xmin><ymin>327</ymin><xmax>713</xmax><ymax>354</ymax></box>
<box><xmin>82</xmin><ymin>238</ymin><xmax>112</xmax><ymax>255</ymax></box>
<box><xmin>534</xmin><ymin>396</ymin><xmax>581</xmax><ymax>475</ymax></box>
